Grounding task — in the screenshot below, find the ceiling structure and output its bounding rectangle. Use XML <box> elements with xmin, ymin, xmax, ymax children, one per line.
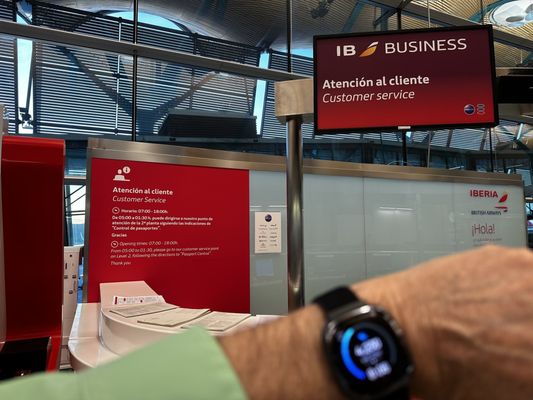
<box><xmin>37</xmin><ymin>1</ymin><xmax>533</xmax><ymax>63</ymax></box>
<box><xmin>10</xmin><ymin>1</ymin><xmax>532</xmax><ymax>151</ymax></box>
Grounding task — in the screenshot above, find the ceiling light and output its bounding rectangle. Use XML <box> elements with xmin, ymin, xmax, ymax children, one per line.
<box><xmin>490</xmin><ymin>0</ymin><xmax>533</xmax><ymax>28</ymax></box>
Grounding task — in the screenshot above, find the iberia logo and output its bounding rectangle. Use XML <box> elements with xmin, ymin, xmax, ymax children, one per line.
<box><xmin>359</xmin><ymin>41</ymin><xmax>379</xmax><ymax>57</ymax></box>
<box><xmin>494</xmin><ymin>192</ymin><xmax>508</xmax><ymax>213</ymax></box>
<box><xmin>469</xmin><ymin>188</ymin><xmax>509</xmax><ymax>213</ymax></box>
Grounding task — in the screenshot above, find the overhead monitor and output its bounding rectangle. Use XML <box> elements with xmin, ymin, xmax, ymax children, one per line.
<box><xmin>314</xmin><ymin>25</ymin><xmax>498</xmax><ymax>134</ymax></box>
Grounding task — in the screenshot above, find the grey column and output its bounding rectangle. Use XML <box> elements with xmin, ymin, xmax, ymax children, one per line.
<box><xmin>286</xmin><ymin>116</ymin><xmax>304</xmax><ymax>311</ymax></box>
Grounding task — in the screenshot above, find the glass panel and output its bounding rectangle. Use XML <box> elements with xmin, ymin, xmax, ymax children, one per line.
<box><xmin>65</xmin><ymin>184</ymin><xmax>86</xmax><ymax>246</ymax></box>
<box><xmin>32</xmin><ymin>2</ymin><xmax>128</xmax><ymax>41</ymax></box>
<box><xmin>494</xmin><ymin>40</ymin><xmax>530</xmax><ymax>67</ymax></box>
<box><xmin>292</xmin><ymin>0</ymin><xmax>394</xmax><ymax>51</ymax></box>
<box><xmin>411</xmin><ymin>0</ymin><xmax>481</xmax><ymax>21</ymax></box>
<box><xmin>0</xmin><ymin>0</ymin><xmax>14</xmax><ymax>21</ymax></box>
<box><xmin>33</xmin><ymin>40</ymin><xmax>133</xmax><ymax>137</ymax></box>
<box><xmin>135</xmin><ymin>57</ymin><xmax>282</xmax><ymax>158</ymax></box>
<box><xmin>137</xmin><ymin>0</ymin><xmax>285</xmax><ymax>49</ymax></box>
<box><xmin>303</xmin><ymin>174</ymin><xmax>366</xmax><ymax>302</ymax></box>
<box><xmin>0</xmin><ymin>34</ymin><xmax>16</xmax><ymax>134</ymax></box>
<box><xmin>249</xmin><ymin>171</ymin><xmax>287</xmax><ymax>315</ymax></box>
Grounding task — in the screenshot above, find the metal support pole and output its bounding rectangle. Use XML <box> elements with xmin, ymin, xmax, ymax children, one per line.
<box><xmin>397</xmin><ymin>8</ymin><xmax>402</xmax><ymax>30</ymax></box>
<box><xmin>286</xmin><ymin>0</ymin><xmax>292</xmax><ymax>73</ymax></box>
<box><xmin>13</xmin><ymin>12</ymin><xmax>18</xmax><ymax>134</ymax></box>
<box><xmin>426</xmin><ymin>0</ymin><xmax>431</xmax><ymax>28</ymax></box>
<box><xmin>426</xmin><ymin>131</ymin><xmax>432</xmax><ymax>168</ymax></box>
<box><xmin>131</xmin><ymin>0</ymin><xmax>139</xmax><ymax>141</ymax></box>
<box><xmin>401</xmin><ymin>131</ymin><xmax>408</xmax><ymax>165</ymax></box>
<box><xmin>488</xmin><ymin>127</ymin><xmax>494</xmax><ymax>172</ymax></box>
<box><xmin>0</xmin><ymin>136</ymin><xmax>6</xmax><ymax>342</ymax></box>
<box><xmin>286</xmin><ymin>116</ymin><xmax>304</xmax><ymax>311</ymax></box>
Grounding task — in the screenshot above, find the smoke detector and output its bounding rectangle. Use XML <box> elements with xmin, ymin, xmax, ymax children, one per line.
<box><xmin>489</xmin><ymin>0</ymin><xmax>533</xmax><ymax>27</ymax></box>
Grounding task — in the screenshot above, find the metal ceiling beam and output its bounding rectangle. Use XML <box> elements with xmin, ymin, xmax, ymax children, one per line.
<box><xmin>372</xmin><ymin>0</ymin><xmax>413</xmax><ymax>27</ymax></box>
<box><xmin>0</xmin><ymin>20</ymin><xmax>307</xmax><ymax>82</ymax></box>
<box><xmin>371</xmin><ymin>0</ymin><xmax>533</xmax><ymax>51</ymax></box>
<box><xmin>373</xmin><ymin>8</ymin><xmax>395</xmax><ymax>28</ymax></box>
<box><xmin>342</xmin><ymin>2</ymin><xmax>366</xmax><ymax>33</ymax></box>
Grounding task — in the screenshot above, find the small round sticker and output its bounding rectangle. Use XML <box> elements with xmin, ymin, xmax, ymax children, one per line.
<box><xmin>265</xmin><ymin>214</ymin><xmax>272</xmax><ymax>222</ymax></box>
<box><xmin>464</xmin><ymin>104</ymin><xmax>475</xmax><ymax>115</ymax></box>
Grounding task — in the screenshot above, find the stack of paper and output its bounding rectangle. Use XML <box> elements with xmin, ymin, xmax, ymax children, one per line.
<box><xmin>109</xmin><ymin>302</ymin><xmax>177</xmax><ymax>318</ymax></box>
<box><xmin>182</xmin><ymin>312</ymin><xmax>251</xmax><ymax>332</ymax></box>
<box><xmin>137</xmin><ymin>308</ymin><xmax>211</xmax><ymax>327</ymax></box>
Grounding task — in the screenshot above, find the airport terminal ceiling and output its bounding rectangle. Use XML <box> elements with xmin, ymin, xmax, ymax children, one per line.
<box><xmin>3</xmin><ymin>0</ymin><xmax>532</xmax><ymax>172</ymax></box>
<box><xmin>34</xmin><ymin>0</ymin><xmax>533</xmax><ymax>55</ymax></box>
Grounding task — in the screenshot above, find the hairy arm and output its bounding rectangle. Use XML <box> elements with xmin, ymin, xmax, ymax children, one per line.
<box><xmin>218</xmin><ymin>273</ymin><xmax>428</xmax><ymax>399</ymax></box>
<box><xmin>219</xmin><ymin>304</ymin><xmax>343</xmax><ymax>399</ymax></box>
<box><xmin>219</xmin><ymin>246</ymin><xmax>533</xmax><ymax>400</ymax></box>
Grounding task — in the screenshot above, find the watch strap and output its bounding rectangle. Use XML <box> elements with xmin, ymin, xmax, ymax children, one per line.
<box><xmin>314</xmin><ymin>287</ymin><xmax>411</xmax><ymax>400</ymax></box>
<box><xmin>380</xmin><ymin>387</ymin><xmax>409</xmax><ymax>400</ymax></box>
<box><xmin>313</xmin><ymin>286</ymin><xmax>360</xmax><ymax>318</ymax></box>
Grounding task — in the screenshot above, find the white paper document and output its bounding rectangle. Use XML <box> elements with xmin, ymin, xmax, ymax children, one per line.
<box><xmin>255</xmin><ymin>212</ymin><xmax>282</xmax><ymax>254</ymax></box>
<box><xmin>137</xmin><ymin>308</ymin><xmax>211</xmax><ymax>327</ymax></box>
<box><xmin>112</xmin><ymin>295</ymin><xmax>165</xmax><ymax>305</ymax></box>
<box><xmin>182</xmin><ymin>311</ymin><xmax>251</xmax><ymax>332</ymax></box>
<box><xmin>109</xmin><ymin>302</ymin><xmax>177</xmax><ymax>318</ymax></box>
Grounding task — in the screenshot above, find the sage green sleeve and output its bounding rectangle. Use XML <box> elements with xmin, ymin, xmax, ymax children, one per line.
<box><xmin>0</xmin><ymin>328</ymin><xmax>247</xmax><ymax>400</ymax></box>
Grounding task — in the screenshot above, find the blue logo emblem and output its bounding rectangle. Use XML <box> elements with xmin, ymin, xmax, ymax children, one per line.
<box><xmin>265</xmin><ymin>214</ymin><xmax>272</xmax><ymax>222</ymax></box>
<box><xmin>464</xmin><ymin>104</ymin><xmax>475</xmax><ymax>115</ymax></box>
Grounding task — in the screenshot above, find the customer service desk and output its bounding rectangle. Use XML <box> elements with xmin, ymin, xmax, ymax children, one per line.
<box><xmin>68</xmin><ymin>303</ymin><xmax>279</xmax><ymax>370</ymax></box>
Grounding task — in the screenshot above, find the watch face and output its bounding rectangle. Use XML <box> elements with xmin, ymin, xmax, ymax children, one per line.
<box><xmin>324</xmin><ymin>309</ymin><xmax>412</xmax><ymax>396</ymax></box>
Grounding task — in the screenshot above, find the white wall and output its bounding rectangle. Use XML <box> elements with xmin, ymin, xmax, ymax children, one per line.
<box><xmin>250</xmin><ymin>172</ymin><xmax>526</xmax><ymax>314</ymax></box>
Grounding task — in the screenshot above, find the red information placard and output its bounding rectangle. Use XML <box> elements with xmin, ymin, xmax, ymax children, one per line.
<box><xmin>87</xmin><ymin>158</ymin><xmax>250</xmax><ymax>312</ymax></box>
<box><xmin>314</xmin><ymin>25</ymin><xmax>498</xmax><ymax>133</ymax></box>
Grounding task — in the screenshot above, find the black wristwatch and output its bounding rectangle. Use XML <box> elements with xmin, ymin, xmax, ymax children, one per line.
<box><xmin>314</xmin><ymin>287</ymin><xmax>413</xmax><ymax>400</ymax></box>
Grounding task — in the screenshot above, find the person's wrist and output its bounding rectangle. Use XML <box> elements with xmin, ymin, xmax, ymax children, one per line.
<box><xmin>350</xmin><ymin>275</ymin><xmax>440</xmax><ymax>399</ymax></box>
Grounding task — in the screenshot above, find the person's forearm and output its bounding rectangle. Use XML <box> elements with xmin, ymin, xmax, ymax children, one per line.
<box><xmin>218</xmin><ymin>304</ymin><xmax>344</xmax><ymax>399</ymax></box>
<box><xmin>219</xmin><ymin>246</ymin><xmax>533</xmax><ymax>400</ymax></box>
<box><xmin>219</xmin><ymin>278</ymin><xmax>433</xmax><ymax>400</ymax></box>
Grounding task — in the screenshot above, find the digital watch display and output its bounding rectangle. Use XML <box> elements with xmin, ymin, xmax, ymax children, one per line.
<box><xmin>315</xmin><ymin>287</ymin><xmax>413</xmax><ymax>400</ymax></box>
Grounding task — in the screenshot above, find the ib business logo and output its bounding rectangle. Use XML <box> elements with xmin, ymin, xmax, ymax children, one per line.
<box><xmin>336</xmin><ymin>42</ymin><xmax>379</xmax><ymax>58</ymax></box>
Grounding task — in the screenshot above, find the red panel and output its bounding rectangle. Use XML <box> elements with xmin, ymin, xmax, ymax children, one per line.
<box><xmin>2</xmin><ymin>136</ymin><xmax>64</xmax><ymax>350</ymax></box>
<box><xmin>87</xmin><ymin>158</ymin><xmax>250</xmax><ymax>312</ymax></box>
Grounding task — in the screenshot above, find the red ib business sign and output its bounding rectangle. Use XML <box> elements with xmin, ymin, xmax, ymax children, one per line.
<box><xmin>314</xmin><ymin>25</ymin><xmax>498</xmax><ymax>133</ymax></box>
